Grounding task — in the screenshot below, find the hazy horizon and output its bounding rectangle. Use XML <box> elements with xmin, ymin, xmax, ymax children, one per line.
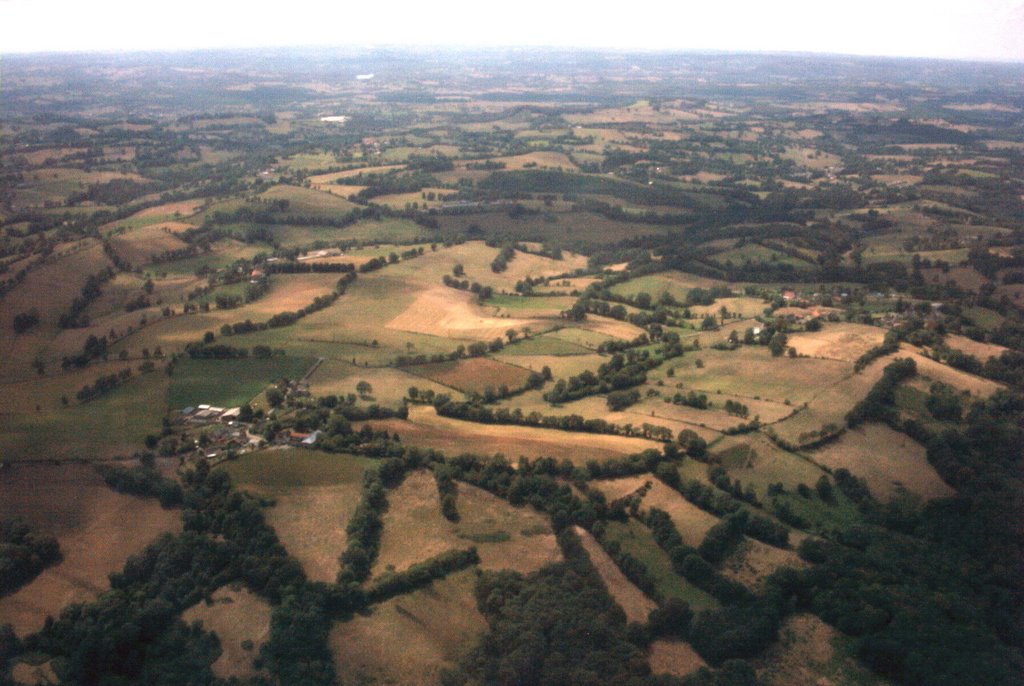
<box><xmin>2</xmin><ymin>0</ymin><xmax>1023</xmax><ymax>62</ymax></box>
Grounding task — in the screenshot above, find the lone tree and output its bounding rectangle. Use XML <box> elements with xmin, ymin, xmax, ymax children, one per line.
<box><xmin>769</xmin><ymin>331</ymin><xmax>788</xmax><ymax>357</ymax></box>
<box><xmin>506</xmin><ymin>328</ymin><xmax>518</xmax><ymax>343</ymax></box>
<box><xmin>356</xmin><ymin>380</ymin><xmax>373</xmax><ymax>397</ymax></box>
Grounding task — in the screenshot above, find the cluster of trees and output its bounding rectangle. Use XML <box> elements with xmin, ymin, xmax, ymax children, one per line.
<box><xmin>846</xmin><ymin>357</ymin><xmax>917</xmax><ymax>427</ymax></box>
<box><xmin>12</xmin><ymin>308</ymin><xmax>39</xmax><ymax>333</ymax></box>
<box><xmin>95</xmin><ymin>463</ymin><xmax>183</xmax><ymax>508</ymax></box>
<box><xmin>365</xmin><ymin>547</ymin><xmax>478</xmax><ymax>603</ymax></box>
<box><xmin>0</xmin><ymin>518</ymin><xmax>61</xmax><ymax>597</ymax></box>
<box><xmin>76</xmin><ymin>367</ymin><xmax>132</xmax><ymax>402</ymax></box>
<box><xmin>441</xmin><ymin>273</ymin><xmax>495</xmax><ymax>300</ymax></box>
<box><xmin>58</xmin><ymin>267</ymin><xmax>115</xmax><ymax>329</ymax></box>
<box><xmin>490</xmin><ymin>244</ymin><xmax>517</xmax><ymax>273</ymax></box>
<box><xmin>349</xmin><ymin>170</ymin><xmax>441</xmax><ymax>201</ymax></box>
<box><xmin>854</xmin><ymin>328</ymin><xmax>901</xmax><ymax>372</ymax></box>
<box><xmin>434</xmin><ymin>466</ymin><xmax>460</xmax><ymax>521</ymax></box>
<box><xmin>338</xmin><ymin>468</ymin><xmax>390</xmax><ymax>583</ymax></box>
<box><xmin>266</xmin><ymin>260</ymin><xmax>356</xmax><ymax>274</ymax></box>
<box><xmin>673</xmin><ymin>390</ymin><xmax>709</xmax><ymax>409</ymax></box>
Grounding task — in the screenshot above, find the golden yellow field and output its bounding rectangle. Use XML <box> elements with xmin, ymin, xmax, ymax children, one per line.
<box><xmin>220</xmin><ymin>449</ymin><xmax>374</xmax><ymax>582</ymax></box>
<box><xmin>374</xmin><ymin>471</ymin><xmax>560</xmax><ymax>577</ymax></box>
<box><xmin>902</xmin><ymin>346</ymin><xmax>1003</xmax><ymax>397</ymax></box>
<box><xmin>787</xmin><ymin>322</ymin><xmax>886</xmax><ymax>362</ymax></box>
<box><xmin>592</xmin><ymin>477</ymin><xmax>720</xmax><ymax>548</ymax></box>
<box><xmin>386</xmin><ymin>286</ymin><xmax>544</xmax><ymax>341</ymax></box>
<box><xmin>308</xmin><ymin>362</ymin><xmax>457</xmax><ymax>407</ymax></box>
<box><xmin>811</xmin><ymin>423</ymin><xmax>955</xmax><ymax>501</ymax></box>
<box><xmin>942</xmin><ymin>334</ymin><xmax>1008</xmax><ymax>361</ymax></box>
<box><xmin>366</xmin><ymin>405</ymin><xmax>662</xmax><ymax>464</ymax></box>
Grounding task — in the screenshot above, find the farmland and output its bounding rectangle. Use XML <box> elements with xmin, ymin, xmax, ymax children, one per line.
<box><xmin>1</xmin><ymin>47</ymin><xmax>1022</xmax><ymax>686</ymax></box>
<box><xmin>0</xmin><ymin>463</ymin><xmax>181</xmax><ymax>636</ymax></box>
<box><xmin>365</xmin><ymin>405</ymin><xmax>663</xmax><ymax>463</ymax></box>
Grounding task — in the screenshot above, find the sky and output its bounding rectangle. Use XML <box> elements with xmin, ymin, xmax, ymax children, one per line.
<box><xmin>1</xmin><ymin>0</ymin><xmax>1022</xmax><ymax>61</ymax></box>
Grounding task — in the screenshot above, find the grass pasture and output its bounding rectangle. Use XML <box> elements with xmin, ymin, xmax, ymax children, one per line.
<box><xmin>601</xmin><ymin>519</ymin><xmax>718</xmax><ymax>611</ymax></box>
<box><xmin>182</xmin><ymin>586</ymin><xmax>272</xmax><ymax>681</ymax></box>
<box><xmin>258</xmin><ymin>184</ymin><xmax>358</xmax><ymax>217</ymax></box>
<box><xmin>755</xmin><ymin>614</ymin><xmax>887</xmax><ymax>686</ymax></box>
<box><xmin>786</xmin><ymin>323</ymin><xmax>886</xmax><ymax>362</ymax></box>
<box><xmin>667</xmin><ymin>346</ymin><xmax>849</xmax><ymax>407</ymax></box>
<box><xmin>497</xmin><ymin>333</ymin><xmax>593</xmax><ymax>356</ymax></box>
<box><xmin>810</xmin><ymin>423</ymin><xmax>955</xmax><ymax>501</ymax></box>
<box><xmin>593</xmin><ymin>477</ymin><xmax>720</xmax><ymax>548</ymax></box>
<box><xmin>720</xmin><ymin>538</ymin><xmax>806</xmax><ymax>591</ymax></box>
<box><xmin>487</xmin><ymin>294</ymin><xmax>577</xmax><ymax>317</ymax></box>
<box><xmin>308</xmin><ymin>361</ymin><xmax>457</xmax><ymax>407</ymax></box>
<box><xmin>407</xmin><ymin>357</ymin><xmax>533</xmax><ymax>395</ymax></box>
<box><xmin>574</xmin><ymin>526</ymin><xmax>658</xmax><ymax>624</ymax></box>
<box><xmin>711</xmin><ymin>433</ymin><xmax>826</xmax><ymax>494</ymax></box>
<box><xmin>0</xmin><ymin>463</ymin><xmax>182</xmax><ymax>636</ymax></box>
<box><xmin>374</xmin><ymin>470</ymin><xmax>560</xmax><ymax>577</ymax></box>
<box><xmin>0</xmin><ymin>365</ymin><xmax>169</xmax><ymax>460</ymax></box>
<box><xmin>494</xmin><ymin>352</ymin><xmax>604</xmax><ymax>380</ymax></box>
<box><xmin>688</xmin><ymin>297</ymin><xmax>769</xmax><ymax>319</ymax></box>
<box><xmin>769</xmin><ymin>354</ymin><xmax>889</xmax><ymax>447</ymax></box>
<box><xmin>649</xmin><ymin>640</ymin><xmax>708</xmax><ymax>678</ymax></box>
<box><xmin>167</xmin><ymin>356</ymin><xmax>314</xmax><ymax>409</ymax></box>
<box><xmin>107</xmin><ymin>222</ymin><xmax>191</xmax><ymax>267</ymax></box>
<box><xmin>329</xmin><ymin>569</ymin><xmax>486</xmax><ymax>686</ymax></box>
<box><xmin>366</xmin><ymin>405</ymin><xmax>661</xmax><ymax>464</ymax></box>
<box><xmin>606</xmin><ymin>272</ymin><xmax>729</xmax><ymax>303</ymax></box>
<box><xmin>221</xmin><ymin>449</ymin><xmax>375</xmax><ymax>582</ymax></box>
<box><xmin>546</xmin><ymin>326</ymin><xmax>616</xmax><ymax>349</ymax></box>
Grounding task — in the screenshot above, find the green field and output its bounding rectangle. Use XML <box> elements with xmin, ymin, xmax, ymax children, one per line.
<box><xmin>219</xmin><ymin>448</ymin><xmax>375</xmax><ymax>492</ymax></box>
<box><xmin>602</xmin><ymin>518</ymin><xmax>718</xmax><ymax>611</ymax></box>
<box><xmin>0</xmin><ymin>369</ymin><xmax>169</xmax><ymax>460</ymax></box>
<box><xmin>167</xmin><ymin>356</ymin><xmax>315</xmax><ymax>409</ymax></box>
<box><xmin>498</xmin><ymin>332</ymin><xmax>593</xmax><ymax>356</ymax></box>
